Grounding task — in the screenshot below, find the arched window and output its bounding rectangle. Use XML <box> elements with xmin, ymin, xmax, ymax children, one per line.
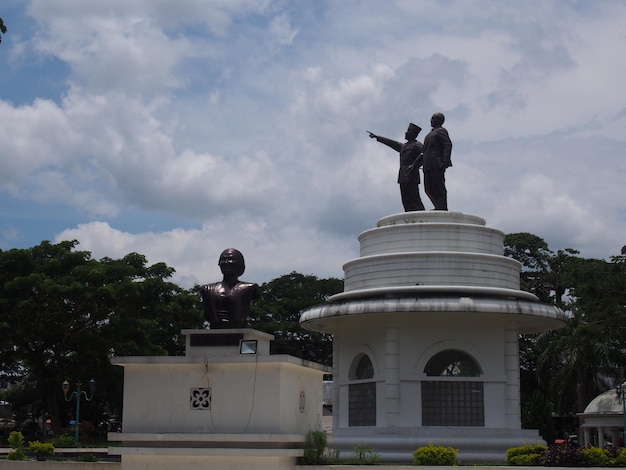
<box><xmin>424</xmin><ymin>349</ymin><xmax>482</xmax><ymax>377</ymax></box>
<box><xmin>354</xmin><ymin>354</ymin><xmax>374</xmax><ymax>380</ymax></box>
<box><xmin>348</xmin><ymin>353</ymin><xmax>376</xmax><ymax>426</ymax></box>
<box><xmin>422</xmin><ymin>349</ymin><xmax>484</xmax><ymax>426</ymax></box>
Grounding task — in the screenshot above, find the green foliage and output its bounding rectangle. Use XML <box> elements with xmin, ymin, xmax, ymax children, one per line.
<box><xmin>7</xmin><ymin>430</ymin><xmax>25</xmax><ymax>448</ymax></box>
<box><xmin>7</xmin><ymin>449</ymin><xmax>27</xmax><ymax>460</ymax></box>
<box><xmin>352</xmin><ymin>444</ymin><xmax>379</xmax><ymax>465</ymax></box>
<box><xmin>52</xmin><ymin>434</ymin><xmax>76</xmax><ymax>448</ymax></box>
<box><xmin>6</xmin><ymin>431</ymin><xmax>27</xmax><ymax>461</ymax></box>
<box><xmin>29</xmin><ymin>441</ymin><xmax>55</xmax><ymax>461</ymax></box>
<box><xmin>543</xmin><ymin>442</ymin><xmax>581</xmax><ymax>467</ymax></box>
<box><xmin>520</xmin><ymin>388</ymin><xmax>556</xmax><ymax>444</ymax></box>
<box><xmin>301</xmin><ymin>430</ymin><xmax>329</xmax><ymax>465</ymax></box>
<box><xmin>249</xmin><ymin>272</ymin><xmax>343</xmax><ymax>366</ymax></box>
<box><xmin>505</xmin><ymin>444</ymin><xmax>547</xmax><ymax>466</ymax></box>
<box><xmin>412</xmin><ymin>443</ymin><xmax>458</xmax><ymax>465</ymax></box>
<box><xmin>506</xmin><ymin>443</ymin><xmax>608</xmax><ymax>467</ymax></box>
<box><xmin>508</xmin><ymin>453</ymin><xmax>544</xmax><ymax>466</ymax></box>
<box><xmin>505</xmin><ymin>233</ymin><xmax>626</xmax><ymax>428</ymax></box>
<box><xmin>580</xmin><ymin>446</ymin><xmax>613</xmax><ymax>467</ymax></box>
<box><xmin>76</xmin><ymin>453</ymin><xmax>99</xmax><ymax>462</ymax></box>
<box><xmin>614</xmin><ymin>447</ymin><xmax>626</xmax><ymax>466</ymax></box>
<box><xmin>0</xmin><ymin>240</ymin><xmax>202</xmax><ymax>435</ymax></box>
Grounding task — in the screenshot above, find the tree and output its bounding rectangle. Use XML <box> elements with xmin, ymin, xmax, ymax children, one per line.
<box><xmin>536</xmin><ymin>251</ymin><xmax>626</xmax><ymax>414</ymax></box>
<box><xmin>504</xmin><ymin>232</ymin><xmax>577</xmax><ymax>308</ymax></box>
<box><xmin>248</xmin><ymin>272</ymin><xmax>343</xmax><ymax>366</ymax></box>
<box><xmin>0</xmin><ymin>240</ymin><xmax>202</xmax><ymax>437</ymax></box>
<box><xmin>506</xmin><ymin>233</ymin><xmax>626</xmax><ymax>440</ymax></box>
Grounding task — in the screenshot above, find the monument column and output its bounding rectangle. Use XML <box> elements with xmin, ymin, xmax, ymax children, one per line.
<box><xmin>504</xmin><ymin>328</ymin><xmax>521</xmax><ymax>428</ymax></box>
<box><xmin>332</xmin><ymin>331</ymin><xmax>341</xmax><ymax>427</ymax></box>
<box><xmin>385</xmin><ymin>322</ymin><xmax>401</xmax><ymax>426</ymax></box>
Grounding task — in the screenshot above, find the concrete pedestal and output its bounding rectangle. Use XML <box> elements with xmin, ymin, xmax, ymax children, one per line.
<box><xmin>300</xmin><ymin>211</ymin><xmax>566</xmax><ymax>463</ymax></box>
<box><xmin>109</xmin><ymin>329</ymin><xmax>330</xmax><ymax>469</ymax></box>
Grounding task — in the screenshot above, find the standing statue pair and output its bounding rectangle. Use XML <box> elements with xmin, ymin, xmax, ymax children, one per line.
<box><xmin>368</xmin><ymin>112</ymin><xmax>452</xmax><ymax>211</ymax></box>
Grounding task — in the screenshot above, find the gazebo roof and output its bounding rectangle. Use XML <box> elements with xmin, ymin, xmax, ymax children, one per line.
<box><xmin>583</xmin><ymin>388</ymin><xmax>622</xmax><ymax>414</ymax></box>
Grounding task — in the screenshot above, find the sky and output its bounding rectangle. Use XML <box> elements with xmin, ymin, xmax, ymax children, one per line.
<box><xmin>1</xmin><ymin>0</ymin><xmax>625</xmax><ymax>288</ymax></box>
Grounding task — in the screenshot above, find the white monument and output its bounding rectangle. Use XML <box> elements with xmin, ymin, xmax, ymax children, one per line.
<box><xmin>300</xmin><ymin>211</ymin><xmax>566</xmax><ymax>463</ymax></box>
<box><xmin>108</xmin><ymin>328</ymin><xmax>329</xmax><ymax>470</ymax></box>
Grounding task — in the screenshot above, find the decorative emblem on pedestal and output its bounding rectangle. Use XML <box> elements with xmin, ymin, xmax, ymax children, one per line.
<box><xmin>190</xmin><ymin>388</ymin><xmax>211</xmax><ymax>410</ymax></box>
<box><xmin>299</xmin><ymin>391</ymin><xmax>306</xmax><ymax>413</ymax></box>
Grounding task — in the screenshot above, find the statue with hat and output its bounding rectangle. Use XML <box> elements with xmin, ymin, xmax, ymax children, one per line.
<box><xmin>367</xmin><ymin>123</ymin><xmax>425</xmax><ymax>212</ymax></box>
<box><xmin>200</xmin><ymin>248</ymin><xmax>261</xmax><ymax>329</ymax></box>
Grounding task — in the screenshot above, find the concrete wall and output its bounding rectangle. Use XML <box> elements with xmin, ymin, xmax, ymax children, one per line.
<box><xmin>332</xmin><ymin>312</ymin><xmax>516</xmax><ymax>430</ymax></box>
<box><xmin>116</xmin><ymin>357</ymin><xmax>324</xmax><ymax>435</ymax></box>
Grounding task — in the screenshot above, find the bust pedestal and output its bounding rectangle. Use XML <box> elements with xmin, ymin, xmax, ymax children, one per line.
<box><xmin>108</xmin><ymin>328</ymin><xmax>330</xmax><ymax>470</ymax></box>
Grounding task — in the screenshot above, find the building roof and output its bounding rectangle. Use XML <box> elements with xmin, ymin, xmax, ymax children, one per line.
<box><xmin>583</xmin><ymin>388</ymin><xmax>622</xmax><ymax>414</ymax></box>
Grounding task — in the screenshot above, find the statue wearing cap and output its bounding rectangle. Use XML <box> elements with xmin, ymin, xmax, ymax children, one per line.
<box><xmin>367</xmin><ymin>123</ymin><xmax>425</xmax><ymax>212</ymax></box>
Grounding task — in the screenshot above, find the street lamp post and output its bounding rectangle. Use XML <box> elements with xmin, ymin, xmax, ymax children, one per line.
<box><xmin>62</xmin><ymin>378</ymin><xmax>96</xmax><ymax>445</ymax></box>
<box><xmin>616</xmin><ymin>381</ymin><xmax>626</xmax><ymax>447</ymax></box>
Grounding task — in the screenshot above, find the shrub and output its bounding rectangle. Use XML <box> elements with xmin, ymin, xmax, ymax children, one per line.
<box><xmin>506</xmin><ymin>444</ymin><xmax>547</xmax><ymax>465</ymax></box>
<box><xmin>543</xmin><ymin>442</ymin><xmax>582</xmax><ymax>467</ymax></box>
<box><xmin>52</xmin><ymin>434</ymin><xmax>76</xmax><ymax>448</ymax></box>
<box><xmin>413</xmin><ymin>443</ymin><xmax>458</xmax><ymax>465</ymax></box>
<box><xmin>508</xmin><ymin>453</ymin><xmax>545</xmax><ymax>466</ymax></box>
<box><xmin>302</xmin><ymin>430</ymin><xmax>328</xmax><ymax>465</ymax></box>
<box><xmin>580</xmin><ymin>446</ymin><xmax>613</xmax><ymax>467</ymax></box>
<box><xmin>7</xmin><ymin>449</ymin><xmax>27</xmax><ymax>460</ymax></box>
<box><xmin>7</xmin><ymin>430</ymin><xmax>25</xmax><ymax>449</ymax></box>
<box><xmin>76</xmin><ymin>453</ymin><xmax>98</xmax><ymax>462</ymax></box>
<box><xmin>614</xmin><ymin>447</ymin><xmax>626</xmax><ymax>467</ymax></box>
<box><xmin>6</xmin><ymin>431</ymin><xmax>27</xmax><ymax>461</ymax></box>
<box><xmin>352</xmin><ymin>444</ymin><xmax>379</xmax><ymax>465</ymax></box>
<box><xmin>29</xmin><ymin>441</ymin><xmax>55</xmax><ymax>461</ymax></box>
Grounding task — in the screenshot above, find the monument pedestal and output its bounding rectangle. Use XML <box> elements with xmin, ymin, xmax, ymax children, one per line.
<box><xmin>109</xmin><ymin>329</ymin><xmax>329</xmax><ymax>470</ymax></box>
<box><xmin>300</xmin><ymin>211</ymin><xmax>566</xmax><ymax>463</ymax></box>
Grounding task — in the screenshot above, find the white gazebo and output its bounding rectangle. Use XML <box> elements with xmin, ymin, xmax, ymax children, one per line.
<box><xmin>300</xmin><ymin>211</ymin><xmax>567</xmax><ymax>462</ymax></box>
<box><xmin>578</xmin><ymin>388</ymin><xmax>625</xmax><ymax>448</ymax></box>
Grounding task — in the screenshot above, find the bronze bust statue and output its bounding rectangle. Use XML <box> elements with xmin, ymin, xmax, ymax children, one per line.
<box><xmin>200</xmin><ymin>248</ymin><xmax>260</xmax><ymax>329</ymax></box>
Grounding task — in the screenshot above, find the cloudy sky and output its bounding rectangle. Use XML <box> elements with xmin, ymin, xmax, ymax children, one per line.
<box><xmin>1</xmin><ymin>1</ymin><xmax>625</xmax><ymax>288</ymax></box>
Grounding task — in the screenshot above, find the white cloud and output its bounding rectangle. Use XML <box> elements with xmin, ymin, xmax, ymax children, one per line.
<box><xmin>268</xmin><ymin>13</ymin><xmax>299</xmax><ymax>46</ymax></box>
<box><xmin>0</xmin><ymin>98</ymin><xmax>78</xmax><ymax>188</ymax></box>
<box><xmin>1</xmin><ymin>0</ymin><xmax>625</xmax><ymax>286</ymax></box>
<box><xmin>55</xmin><ymin>220</ymin><xmax>354</xmax><ymax>288</ymax></box>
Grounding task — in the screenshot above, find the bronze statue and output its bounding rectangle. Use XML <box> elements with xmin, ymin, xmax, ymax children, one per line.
<box><xmin>367</xmin><ymin>123</ymin><xmax>425</xmax><ymax>212</ymax></box>
<box><xmin>200</xmin><ymin>248</ymin><xmax>260</xmax><ymax>329</ymax></box>
<box><xmin>421</xmin><ymin>112</ymin><xmax>452</xmax><ymax>210</ymax></box>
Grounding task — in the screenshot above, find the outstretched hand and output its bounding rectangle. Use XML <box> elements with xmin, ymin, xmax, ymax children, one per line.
<box><xmin>367</xmin><ymin>131</ymin><xmax>376</xmax><ymax>139</ymax></box>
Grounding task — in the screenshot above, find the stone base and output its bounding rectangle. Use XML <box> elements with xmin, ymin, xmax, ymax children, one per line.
<box><xmin>108</xmin><ymin>433</ymin><xmax>304</xmax><ymax>470</ymax></box>
<box><xmin>330</xmin><ymin>426</ymin><xmax>545</xmax><ymax>463</ymax></box>
<box><xmin>112</xmin><ymin>454</ymin><xmax>297</xmax><ymax>470</ymax></box>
